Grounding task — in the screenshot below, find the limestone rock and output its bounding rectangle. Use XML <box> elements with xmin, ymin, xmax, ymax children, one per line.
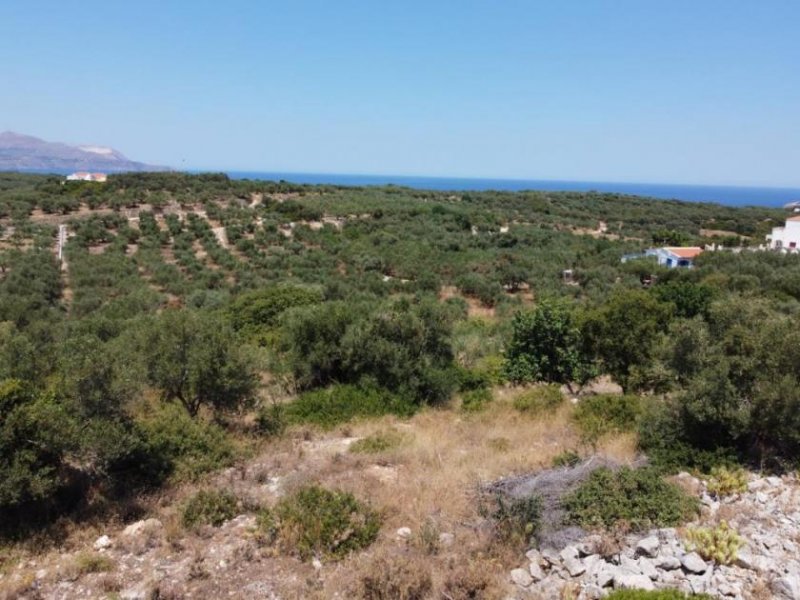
<box><xmin>614</xmin><ymin>573</ymin><xmax>655</xmax><ymax>591</ymax></box>
<box><xmin>510</xmin><ymin>567</ymin><xmax>533</xmax><ymax>587</ymax></box>
<box><xmin>636</xmin><ymin>536</ymin><xmax>660</xmax><ymax>558</ymax></box>
<box><xmin>93</xmin><ymin>535</ymin><xmax>112</xmax><ymax>550</ymax></box>
<box><xmin>681</xmin><ymin>552</ymin><xmax>708</xmax><ymax>574</ymax></box>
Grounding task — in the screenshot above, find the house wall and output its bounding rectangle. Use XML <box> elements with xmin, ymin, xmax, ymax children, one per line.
<box><xmin>768</xmin><ymin>221</ymin><xmax>800</xmax><ymax>250</ymax></box>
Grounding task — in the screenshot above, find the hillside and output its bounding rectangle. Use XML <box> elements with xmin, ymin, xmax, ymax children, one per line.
<box><xmin>0</xmin><ymin>132</ymin><xmax>169</xmax><ymax>173</ymax></box>
<box><xmin>1</xmin><ymin>172</ymin><xmax>800</xmax><ymax>599</ymax></box>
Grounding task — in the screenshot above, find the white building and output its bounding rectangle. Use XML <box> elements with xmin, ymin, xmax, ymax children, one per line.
<box><xmin>767</xmin><ymin>216</ymin><xmax>800</xmax><ymax>251</ymax></box>
<box><xmin>66</xmin><ymin>172</ymin><xmax>107</xmax><ymax>182</ymax></box>
<box><xmin>622</xmin><ymin>246</ymin><xmax>704</xmax><ymax>268</ymax></box>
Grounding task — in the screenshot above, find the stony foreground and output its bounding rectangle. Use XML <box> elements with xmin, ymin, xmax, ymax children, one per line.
<box><xmin>508</xmin><ymin>472</ymin><xmax>800</xmax><ymax>599</ymax></box>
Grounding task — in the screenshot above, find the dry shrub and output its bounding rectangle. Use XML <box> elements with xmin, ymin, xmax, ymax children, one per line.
<box><xmin>442</xmin><ymin>559</ymin><xmax>504</xmax><ymax>600</ymax></box>
<box><xmin>0</xmin><ymin>571</ymin><xmax>36</xmax><ymax>600</ymax></box>
<box><xmin>356</xmin><ymin>553</ymin><xmax>433</xmax><ymax>600</ymax></box>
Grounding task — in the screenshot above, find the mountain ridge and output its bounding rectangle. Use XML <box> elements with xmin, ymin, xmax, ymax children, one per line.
<box><xmin>0</xmin><ymin>131</ymin><xmax>170</xmax><ymax>173</ymax></box>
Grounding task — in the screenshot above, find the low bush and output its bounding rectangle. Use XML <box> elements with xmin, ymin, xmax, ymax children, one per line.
<box><xmin>72</xmin><ymin>552</ymin><xmax>115</xmax><ymax>575</ymax></box>
<box><xmin>573</xmin><ymin>394</ymin><xmax>643</xmax><ymax>443</ymax></box>
<box><xmin>461</xmin><ymin>387</ymin><xmax>493</xmax><ymax>412</ymax></box>
<box><xmin>261</xmin><ymin>485</ymin><xmax>381</xmax><ymax>560</ymax></box>
<box><xmin>638</xmin><ymin>400</ymin><xmax>738</xmax><ymax>473</ymax></box>
<box><xmin>181</xmin><ymin>489</ymin><xmax>238</xmax><ymax>528</ymax></box>
<box><xmin>705</xmin><ymin>466</ymin><xmax>748</xmax><ymax>498</ymax></box>
<box><xmin>512</xmin><ymin>384</ymin><xmax>563</xmax><ymax>415</ymax></box>
<box><xmin>442</xmin><ymin>560</ymin><xmax>502</xmax><ymax>600</ymax></box>
<box><xmin>606</xmin><ymin>591</ymin><xmax>712</xmax><ymax>600</ymax></box>
<box><xmin>552</xmin><ymin>449</ymin><xmax>581</xmax><ymax>468</ymax></box>
<box><xmin>137</xmin><ymin>403</ymin><xmax>235</xmax><ymax>482</ymax></box>
<box><xmin>357</xmin><ymin>554</ymin><xmax>433</xmax><ymax>600</ymax></box>
<box><xmin>563</xmin><ymin>467</ymin><xmax>699</xmax><ymax>530</ymax></box>
<box><xmin>350</xmin><ymin>430</ymin><xmax>407</xmax><ymax>454</ymax></box>
<box><xmin>284</xmin><ymin>383</ymin><xmax>416</xmax><ymax>429</ymax></box>
<box><xmin>684</xmin><ymin>520</ymin><xmax>743</xmax><ymax>565</ymax></box>
<box><xmin>255</xmin><ymin>403</ymin><xmax>286</xmax><ymax>437</ymax></box>
<box><xmin>482</xmin><ymin>492</ymin><xmax>542</xmax><ymax>548</ymax></box>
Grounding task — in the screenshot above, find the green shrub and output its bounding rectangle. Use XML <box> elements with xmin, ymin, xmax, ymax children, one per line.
<box><xmin>461</xmin><ymin>387</ymin><xmax>493</xmax><ymax>412</ymax></box>
<box><xmin>285</xmin><ymin>383</ymin><xmax>416</xmax><ymax>429</ymax></box>
<box><xmin>637</xmin><ymin>400</ymin><xmax>738</xmax><ymax>473</ymax></box>
<box><xmin>182</xmin><ymin>489</ymin><xmax>238</xmax><ymax>528</ymax></box>
<box><xmin>513</xmin><ymin>384</ymin><xmax>564</xmax><ymax>415</ymax></box>
<box><xmin>573</xmin><ymin>394</ymin><xmax>643</xmax><ymax>443</ymax></box>
<box><xmin>137</xmin><ymin>403</ymin><xmax>235</xmax><ymax>482</ymax></box>
<box><xmin>255</xmin><ymin>403</ymin><xmax>286</xmax><ymax>437</ymax></box>
<box><xmin>482</xmin><ymin>492</ymin><xmax>542</xmax><ymax>548</ymax></box>
<box><xmin>684</xmin><ymin>521</ymin><xmax>743</xmax><ymax>565</ymax></box>
<box><xmin>262</xmin><ymin>485</ymin><xmax>381</xmax><ymax>560</ymax></box>
<box><xmin>350</xmin><ymin>430</ymin><xmax>407</xmax><ymax>454</ymax></box>
<box><xmin>563</xmin><ymin>467</ymin><xmax>698</xmax><ymax>530</ymax></box>
<box><xmin>72</xmin><ymin>551</ymin><xmax>115</xmax><ymax>575</ymax></box>
<box><xmin>705</xmin><ymin>466</ymin><xmax>748</xmax><ymax>498</ymax></box>
<box><xmin>606</xmin><ymin>591</ymin><xmax>712</xmax><ymax>600</ymax></box>
<box><xmin>552</xmin><ymin>450</ymin><xmax>581</xmax><ymax>468</ymax></box>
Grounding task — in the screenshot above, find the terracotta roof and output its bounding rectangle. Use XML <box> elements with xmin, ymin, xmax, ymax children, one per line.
<box><xmin>664</xmin><ymin>247</ymin><xmax>704</xmax><ymax>259</ymax></box>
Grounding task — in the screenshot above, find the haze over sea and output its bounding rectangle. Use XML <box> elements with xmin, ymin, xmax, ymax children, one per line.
<box><xmin>226</xmin><ymin>171</ymin><xmax>800</xmax><ymax>208</ymax></box>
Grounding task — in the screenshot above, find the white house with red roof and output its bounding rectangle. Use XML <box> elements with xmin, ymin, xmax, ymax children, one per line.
<box><xmin>766</xmin><ymin>216</ymin><xmax>800</xmax><ymax>251</ymax></box>
<box><xmin>621</xmin><ymin>246</ymin><xmax>704</xmax><ymax>268</ymax></box>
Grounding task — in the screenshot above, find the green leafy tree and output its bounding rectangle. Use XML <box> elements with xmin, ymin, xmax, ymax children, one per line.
<box><xmin>141</xmin><ymin>310</ymin><xmax>257</xmax><ymax>417</ymax></box>
<box><xmin>504</xmin><ymin>299</ymin><xmax>593</xmax><ymax>386</ymax></box>
<box><xmin>581</xmin><ymin>289</ymin><xmax>673</xmax><ymax>390</ymax></box>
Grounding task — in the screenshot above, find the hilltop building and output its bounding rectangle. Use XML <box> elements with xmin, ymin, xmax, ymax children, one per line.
<box><xmin>66</xmin><ymin>172</ymin><xmax>107</xmax><ymax>182</ymax></box>
<box><xmin>766</xmin><ymin>216</ymin><xmax>800</xmax><ymax>251</ymax></box>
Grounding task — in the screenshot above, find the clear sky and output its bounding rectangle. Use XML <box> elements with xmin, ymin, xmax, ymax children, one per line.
<box><xmin>1</xmin><ymin>1</ymin><xmax>798</xmax><ymax>186</ymax></box>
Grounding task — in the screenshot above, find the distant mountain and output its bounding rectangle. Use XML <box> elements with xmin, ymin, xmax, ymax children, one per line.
<box><xmin>0</xmin><ymin>131</ymin><xmax>170</xmax><ymax>173</ymax></box>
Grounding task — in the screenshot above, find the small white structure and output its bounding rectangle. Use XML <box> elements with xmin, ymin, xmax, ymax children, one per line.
<box><xmin>766</xmin><ymin>216</ymin><xmax>800</xmax><ymax>251</ymax></box>
<box><xmin>66</xmin><ymin>172</ymin><xmax>107</xmax><ymax>182</ymax></box>
<box><xmin>621</xmin><ymin>246</ymin><xmax>704</xmax><ymax>268</ymax></box>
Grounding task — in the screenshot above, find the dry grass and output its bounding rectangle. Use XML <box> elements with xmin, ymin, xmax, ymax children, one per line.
<box><xmin>290</xmin><ymin>389</ymin><xmax>637</xmax><ymax>597</ymax></box>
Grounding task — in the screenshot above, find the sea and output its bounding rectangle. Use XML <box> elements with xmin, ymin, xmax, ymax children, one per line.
<box><xmin>224</xmin><ymin>171</ymin><xmax>800</xmax><ymax>208</ymax></box>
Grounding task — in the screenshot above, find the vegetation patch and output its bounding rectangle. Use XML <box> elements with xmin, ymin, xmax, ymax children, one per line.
<box><xmin>284</xmin><ymin>383</ymin><xmax>416</xmax><ymax>429</ymax></box>
<box><xmin>181</xmin><ymin>489</ymin><xmax>238</xmax><ymax>528</ymax></box>
<box><xmin>705</xmin><ymin>466</ymin><xmax>748</xmax><ymax>498</ymax></box>
<box><xmin>573</xmin><ymin>394</ymin><xmax>643</xmax><ymax>443</ymax></box>
<box><xmin>563</xmin><ymin>467</ymin><xmax>698</xmax><ymax>530</ymax></box>
<box><xmin>260</xmin><ymin>485</ymin><xmax>381</xmax><ymax>560</ymax></box>
<box><xmin>684</xmin><ymin>521</ymin><xmax>743</xmax><ymax>565</ymax></box>
<box><xmin>71</xmin><ymin>552</ymin><xmax>115</xmax><ymax>575</ymax></box>
<box><xmin>512</xmin><ymin>384</ymin><xmax>564</xmax><ymax>415</ymax></box>
<box><xmin>481</xmin><ymin>492</ymin><xmax>542</xmax><ymax>548</ymax></box>
<box><xmin>350</xmin><ymin>430</ymin><xmax>407</xmax><ymax>454</ymax></box>
<box><xmin>356</xmin><ymin>554</ymin><xmax>433</xmax><ymax>600</ymax></box>
<box><xmin>461</xmin><ymin>387</ymin><xmax>493</xmax><ymax>412</ymax></box>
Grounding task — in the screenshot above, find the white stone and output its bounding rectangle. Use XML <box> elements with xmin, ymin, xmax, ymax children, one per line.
<box><xmin>638</xmin><ymin>558</ymin><xmax>659</xmax><ymax>580</ymax></box>
<box><xmin>596</xmin><ymin>567</ymin><xmax>616</xmax><ymax>588</ymax></box>
<box><xmin>93</xmin><ymin>535</ymin><xmax>112</xmax><ymax>550</ymax></box>
<box><xmin>396</xmin><ymin>527</ymin><xmax>412</xmax><ymax>540</ymax></box>
<box><xmin>525</xmin><ymin>548</ymin><xmax>542</xmax><ymax>564</ymax></box>
<box><xmin>528</xmin><ymin>560</ymin><xmax>544</xmax><ymax>581</ymax></box>
<box><xmin>438</xmin><ymin>532</ymin><xmax>455</xmax><ymax>547</ymax></box>
<box><xmin>774</xmin><ymin>575</ymin><xmax>800</xmax><ymax>600</ymax></box>
<box><xmin>560</xmin><ymin>545</ymin><xmax>579</xmax><ymax>562</ymax></box>
<box><xmin>614</xmin><ymin>573</ymin><xmax>655</xmax><ymax>591</ymax></box>
<box><xmin>656</xmin><ymin>555</ymin><xmax>682</xmax><ymax>570</ymax></box>
<box><xmin>510</xmin><ymin>567</ymin><xmax>533</xmax><ymax>587</ymax></box>
<box><xmin>636</xmin><ymin>536</ymin><xmax>660</xmax><ymax>558</ymax></box>
<box><xmin>681</xmin><ymin>552</ymin><xmax>708</xmax><ymax>574</ymax></box>
<box><xmin>563</xmin><ymin>556</ymin><xmax>586</xmax><ymax>577</ymax></box>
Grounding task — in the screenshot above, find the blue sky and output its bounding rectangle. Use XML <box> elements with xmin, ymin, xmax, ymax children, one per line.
<box><xmin>1</xmin><ymin>1</ymin><xmax>798</xmax><ymax>186</ymax></box>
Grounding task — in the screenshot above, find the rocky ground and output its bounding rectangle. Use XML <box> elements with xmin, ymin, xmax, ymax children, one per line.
<box><xmin>507</xmin><ymin>472</ymin><xmax>800</xmax><ymax>599</ymax></box>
